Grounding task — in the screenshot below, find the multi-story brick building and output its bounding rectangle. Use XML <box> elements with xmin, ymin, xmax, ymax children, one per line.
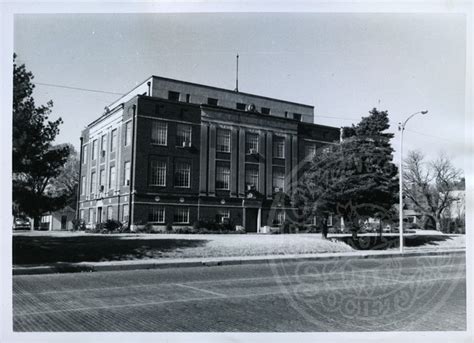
<box><xmin>77</xmin><ymin>76</ymin><xmax>340</xmax><ymax>232</ymax></box>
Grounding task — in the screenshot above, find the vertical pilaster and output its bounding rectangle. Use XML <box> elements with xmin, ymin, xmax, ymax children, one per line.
<box><xmin>258</xmin><ymin>132</ymin><xmax>266</xmax><ymax>193</ymax></box>
<box><xmin>284</xmin><ymin>134</ymin><xmax>292</xmax><ymax>193</ymax></box>
<box><xmin>265</xmin><ymin>132</ymin><xmax>273</xmax><ymax>198</ymax></box>
<box><xmin>199</xmin><ymin>123</ymin><xmax>209</xmax><ymax>195</ymax></box>
<box><xmin>230</xmin><ymin>127</ymin><xmax>238</xmax><ymax>197</ymax></box>
<box><xmin>291</xmin><ymin>135</ymin><xmax>298</xmax><ymax>194</ymax></box>
<box><xmin>238</xmin><ymin>128</ymin><xmax>246</xmax><ymax>196</ymax></box>
<box><xmin>208</xmin><ymin>123</ymin><xmax>216</xmax><ymax>196</ymax></box>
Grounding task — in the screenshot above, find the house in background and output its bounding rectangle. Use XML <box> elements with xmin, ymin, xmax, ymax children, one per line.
<box><xmin>40</xmin><ymin>206</ymin><xmax>76</xmax><ymax>231</ymax></box>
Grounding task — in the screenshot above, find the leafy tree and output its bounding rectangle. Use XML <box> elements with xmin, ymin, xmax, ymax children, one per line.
<box><xmin>403</xmin><ymin>151</ymin><xmax>462</xmax><ymax>231</ymax></box>
<box><xmin>12</xmin><ymin>54</ymin><xmax>70</xmax><ymax>228</ymax></box>
<box><xmin>293</xmin><ymin>108</ymin><xmax>399</xmax><ymax>238</ymax></box>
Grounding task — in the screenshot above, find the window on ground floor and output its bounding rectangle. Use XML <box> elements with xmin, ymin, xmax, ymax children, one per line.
<box><xmin>148</xmin><ymin>206</ymin><xmax>165</xmax><ymax>223</ymax></box>
<box><xmin>174</xmin><ymin>207</ymin><xmax>190</xmax><ymax>224</ymax></box>
<box><xmin>216</xmin><ymin>209</ymin><xmax>230</xmax><ymax>224</ymax></box>
<box><xmin>122</xmin><ymin>204</ymin><xmax>129</xmax><ymax>222</ymax></box>
<box><xmin>107</xmin><ymin>206</ymin><xmax>113</xmax><ymax>220</ymax></box>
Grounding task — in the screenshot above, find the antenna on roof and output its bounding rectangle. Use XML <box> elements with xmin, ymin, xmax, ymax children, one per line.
<box><xmin>234</xmin><ymin>54</ymin><xmax>239</xmax><ymax>92</ymax></box>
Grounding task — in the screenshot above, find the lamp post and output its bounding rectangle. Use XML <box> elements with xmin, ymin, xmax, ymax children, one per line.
<box><xmin>398</xmin><ymin>110</ymin><xmax>428</xmax><ymax>253</ymax></box>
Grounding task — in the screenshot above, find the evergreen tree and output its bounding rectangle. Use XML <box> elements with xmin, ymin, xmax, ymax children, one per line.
<box><xmin>293</xmin><ymin>108</ymin><xmax>399</xmax><ymax>238</ymax></box>
<box><xmin>12</xmin><ymin>54</ymin><xmax>70</xmax><ymax>228</ymax></box>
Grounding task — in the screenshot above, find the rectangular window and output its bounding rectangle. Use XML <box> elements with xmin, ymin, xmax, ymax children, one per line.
<box><xmin>174</xmin><ymin>208</ymin><xmax>190</xmax><ymax>224</ymax></box>
<box><xmin>107</xmin><ymin>206</ymin><xmax>113</xmax><ymax>220</ymax></box>
<box><xmin>82</xmin><ymin>144</ymin><xmax>88</xmax><ymax>163</ymax></box>
<box><xmin>90</xmin><ymin>171</ymin><xmax>96</xmax><ymax>193</ymax></box>
<box><xmin>124</xmin><ymin>161</ymin><xmax>131</xmax><ymax>186</ymax></box>
<box><xmin>81</xmin><ymin>176</ymin><xmax>86</xmax><ymax>195</ymax></box>
<box><xmin>148</xmin><ymin>206</ymin><xmax>165</xmax><ymax>223</ymax></box>
<box><xmin>275</xmin><ymin>210</ymin><xmax>285</xmax><ymax>225</ymax></box>
<box><xmin>92</xmin><ymin>140</ymin><xmax>98</xmax><ymax>160</ymax></box>
<box><xmin>186</xmin><ymin>94</ymin><xmax>190</xmax><ymax>103</ymax></box>
<box><xmin>246</xmin><ymin>133</ymin><xmax>259</xmax><ymax>153</ymax></box>
<box><xmin>109</xmin><ymin>166</ymin><xmax>116</xmax><ymax>189</ymax></box>
<box><xmin>328</xmin><ymin>215</ymin><xmax>333</xmax><ymax>227</ymax></box>
<box><xmin>89</xmin><ymin>208</ymin><xmax>95</xmax><ymax>224</ymax></box>
<box><xmin>305</xmin><ymin>143</ymin><xmax>317</xmax><ymax>159</ymax></box>
<box><xmin>110</xmin><ymin>129</ymin><xmax>117</xmax><ymax>152</ymax></box>
<box><xmin>124</xmin><ymin>121</ymin><xmax>132</xmax><ymax>146</ymax></box>
<box><xmin>168</xmin><ymin>91</ymin><xmax>180</xmax><ymax>101</ymax></box>
<box><xmin>122</xmin><ymin>204</ymin><xmax>129</xmax><ymax>221</ymax></box>
<box><xmin>216</xmin><ymin>129</ymin><xmax>231</xmax><ymax>152</ymax></box>
<box><xmin>216</xmin><ymin>209</ymin><xmax>230</xmax><ymax>224</ymax></box>
<box><xmin>99</xmin><ymin>169</ymin><xmax>105</xmax><ymax>190</ymax></box>
<box><xmin>176</xmin><ymin>124</ymin><xmax>192</xmax><ymax>147</ymax></box>
<box><xmin>207</xmin><ymin>97</ymin><xmax>218</xmax><ymax>106</ymax></box>
<box><xmin>80</xmin><ymin>210</ymin><xmax>84</xmax><ymax>220</ymax></box>
<box><xmin>245</xmin><ymin>165</ymin><xmax>259</xmax><ymax>189</ymax></box>
<box><xmin>273</xmin><ymin>136</ymin><xmax>285</xmax><ymax>158</ymax></box>
<box><xmin>293</xmin><ymin>113</ymin><xmax>302</xmax><ymax>121</ymax></box>
<box><xmin>272</xmin><ymin>169</ymin><xmax>285</xmax><ymax>192</ymax></box>
<box><xmin>236</xmin><ymin>103</ymin><xmax>246</xmax><ymax>110</ymax></box>
<box><xmin>100</xmin><ymin>135</ymin><xmax>107</xmax><ymax>156</ymax></box>
<box><xmin>261</xmin><ymin>107</ymin><xmax>271</xmax><ymax>115</ymax></box>
<box><xmin>174</xmin><ymin>161</ymin><xmax>191</xmax><ymax>188</ymax></box>
<box><xmin>149</xmin><ymin>160</ymin><xmax>166</xmax><ymax>186</ymax></box>
<box><xmin>216</xmin><ymin>164</ymin><xmax>230</xmax><ymax>190</ymax></box>
<box><xmin>151</xmin><ymin>120</ymin><xmax>167</xmax><ymax>145</ymax></box>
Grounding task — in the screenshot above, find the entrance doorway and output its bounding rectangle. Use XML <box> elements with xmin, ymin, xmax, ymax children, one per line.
<box><xmin>245</xmin><ymin>208</ymin><xmax>258</xmax><ymax>232</ymax></box>
<box><xmin>60</xmin><ymin>215</ymin><xmax>67</xmax><ymax>230</ymax></box>
<box><xmin>97</xmin><ymin>207</ymin><xmax>102</xmax><ymax>224</ymax></box>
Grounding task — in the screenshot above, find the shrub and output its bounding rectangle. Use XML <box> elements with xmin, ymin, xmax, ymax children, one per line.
<box><xmin>103</xmin><ymin>219</ymin><xmax>122</xmax><ymax>231</ymax></box>
<box><xmin>71</xmin><ymin>219</ymin><xmax>86</xmax><ymax>231</ymax></box>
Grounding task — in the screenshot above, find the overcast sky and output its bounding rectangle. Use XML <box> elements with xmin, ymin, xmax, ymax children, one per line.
<box><xmin>13</xmin><ymin>12</ymin><xmax>468</xmax><ymax>172</ymax></box>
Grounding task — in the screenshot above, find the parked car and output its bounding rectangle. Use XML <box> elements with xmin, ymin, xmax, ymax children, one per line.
<box><xmin>13</xmin><ymin>217</ymin><xmax>30</xmax><ymax>230</ymax></box>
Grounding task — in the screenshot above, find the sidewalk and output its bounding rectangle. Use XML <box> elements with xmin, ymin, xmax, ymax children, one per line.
<box><xmin>13</xmin><ymin>247</ymin><xmax>465</xmax><ymax>276</ymax></box>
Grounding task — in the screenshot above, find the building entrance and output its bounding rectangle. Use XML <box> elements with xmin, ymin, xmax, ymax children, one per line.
<box><xmin>245</xmin><ymin>208</ymin><xmax>258</xmax><ymax>232</ymax></box>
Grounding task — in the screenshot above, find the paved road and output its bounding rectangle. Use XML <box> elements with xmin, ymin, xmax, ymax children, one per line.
<box><xmin>13</xmin><ymin>253</ymin><xmax>466</xmax><ymax>332</ymax></box>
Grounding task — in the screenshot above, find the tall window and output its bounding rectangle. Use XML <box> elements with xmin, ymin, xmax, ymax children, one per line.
<box><xmin>110</xmin><ymin>129</ymin><xmax>117</xmax><ymax>152</ymax></box>
<box><xmin>122</xmin><ymin>204</ymin><xmax>129</xmax><ymax>221</ymax></box>
<box><xmin>149</xmin><ymin>160</ymin><xmax>166</xmax><ymax>186</ymax></box>
<box><xmin>100</xmin><ymin>135</ymin><xmax>107</xmax><ymax>155</ymax></box>
<box><xmin>80</xmin><ymin>210</ymin><xmax>84</xmax><ymax>220</ymax></box>
<box><xmin>107</xmin><ymin>206</ymin><xmax>113</xmax><ymax>220</ymax></box>
<box><xmin>82</xmin><ymin>144</ymin><xmax>87</xmax><ymax>163</ymax></box>
<box><xmin>174</xmin><ymin>208</ymin><xmax>190</xmax><ymax>223</ymax></box>
<box><xmin>305</xmin><ymin>143</ymin><xmax>317</xmax><ymax>159</ymax></box>
<box><xmin>273</xmin><ymin>136</ymin><xmax>285</xmax><ymax>158</ymax></box>
<box><xmin>89</xmin><ymin>208</ymin><xmax>95</xmax><ymax>224</ymax></box>
<box><xmin>275</xmin><ymin>210</ymin><xmax>285</xmax><ymax>225</ymax></box>
<box><xmin>176</xmin><ymin>124</ymin><xmax>192</xmax><ymax>147</ymax></box>
<box><xmin>90</xmin><ymin>171</ymin><xmax>96</xmax><ymax>193</ymax></box>
<box><xmin>81</xmin><ymin>176</ymin><xmax>86</xmax><ymax>195</ymax></box>
<box><xmin>174</xmin><ymin>162</ymin><xmax>191</xmax><ymax>188</ymax></box>
<box><xmin>151</xmin><ymin>120</ymin><xmax>167</xmax><ymax>145</ymax></box>
<box><xmin>99</xmin><ymin>169</ymin><xmax>105</xmax><ymax>190</ymax></box>
<box><xmin>149</xmin><ymin>206</ymin><xmax>165</xmax><ymax>223</ymax></box>
<box><xmin>124</xmin><ymin>161</ymin><xmax>131</xmax><ymax>186</ymax></box>
<box><xmin>124</xmin><ymin>121</ymin><xmax>132</xmax><ymax>146</ymax></box>
<box><xmin>216</xmin><ymin>129</ymin><xmax>231</xmax><ymax>152</ymax></box>
<box><xmin>216</xmin><ymin>164</ymin><xmax>230</xmax><ymax>190</ymax></box>
<box><xmin>245</xmin><ymin>165</ymin><xmax>259</xmax><ymax>189</ymax></box>
<box><xmin>92</xmin><ymin>140</ymin><xmax>98</xmax><ymax>160</ymax></box>
<box><xmin>246</xmin><ymin>133</ymin><xmax>259</xmax><ymax>153</ymax></box>
<box><xmin>109</xmin><ymin>166</ymin><xmax>116</xmax><ymax>189</ymax></box>
<box><xmin>272</xmin><ymin>169</ymin><xmax>285</xmax><ymax>192</ymax></box>
<box><xmin>216</xmin><ymin>209</ymin><xmax>230</xmax><ymax>223</ymax></box>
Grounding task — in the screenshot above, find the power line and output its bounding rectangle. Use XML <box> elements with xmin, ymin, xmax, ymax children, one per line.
<box><xmin>404</xmin><ymin>128</ymin><xmax>458</xmax><ymax>144</ymax></box>
<box><xmin>314</xmin><ymin>114</ymin><xmax>358</xmax><ymax>121</ymax></box>
<box><xmin>34</xmin><ymin>82</ymin><xmax>124</xmax><ymax>96</ymax></box>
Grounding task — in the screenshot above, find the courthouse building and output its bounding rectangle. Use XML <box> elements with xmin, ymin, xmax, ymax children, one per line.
<box><xmin>77</xmin><ymin>76</ymin><xmax>339</xmax><ymax>232</ymax></box>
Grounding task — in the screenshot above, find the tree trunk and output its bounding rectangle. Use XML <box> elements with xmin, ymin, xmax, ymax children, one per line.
<box><xmin>321</xmin><ymin>217</ymin><xmax>328</xmax><ymax>239</ymax></box>
<box><xmin>33</xmin><ymin>215</ymin><xmax>41</xmax><ymax>231</ymax></box>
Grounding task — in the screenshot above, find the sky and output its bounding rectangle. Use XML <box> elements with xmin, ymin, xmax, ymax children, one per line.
<box><xmin>13</xmin><ymin>12</ymin><xmax>469</xmax><ymax>173</ymax></box>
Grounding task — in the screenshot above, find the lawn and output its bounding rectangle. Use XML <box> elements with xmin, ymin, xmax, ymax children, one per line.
<box><xmin>13</xmin><ymin>232</ymin><xmax>353</xmax><ymax>266</ymax></box>
<box><xmin>12</xmin><ymin>231</ymin><xmax>465</xmax><ymax>266</ymax></box>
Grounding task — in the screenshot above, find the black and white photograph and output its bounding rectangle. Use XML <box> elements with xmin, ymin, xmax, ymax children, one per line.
<box><xmin>0</xmin><ymin>1</ymin><xmax>472</xmax><ymax>342</ymax></box>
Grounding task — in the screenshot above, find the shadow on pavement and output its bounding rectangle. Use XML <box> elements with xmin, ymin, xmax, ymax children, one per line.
<box><xmin>13</xmin><ymin>235</ymin><xmax>209</xmax><ymax>266</ymax></box>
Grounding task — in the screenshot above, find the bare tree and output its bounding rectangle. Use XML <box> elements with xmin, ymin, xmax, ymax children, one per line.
<box><xmin>403</xmin><ymin>151</ymin><xmax>462</xmax><ymax>231</ymax></box>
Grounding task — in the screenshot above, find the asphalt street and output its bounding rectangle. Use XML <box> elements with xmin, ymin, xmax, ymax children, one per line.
<box><xmin>13</xmin><ymin>253</ymin><xmax>466</xmax><ymax>332</ymax></box>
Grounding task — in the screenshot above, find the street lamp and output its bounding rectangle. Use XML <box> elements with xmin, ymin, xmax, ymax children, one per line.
<box><xmin>398</xmin><ymin>110</ymin><xmax>428</xmax><ymax>253</ymax></box>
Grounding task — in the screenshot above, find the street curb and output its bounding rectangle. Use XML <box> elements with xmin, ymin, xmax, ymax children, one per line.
<box><xmin>12</xmin><ymin>249</ymin><xmax>465</xmax><ymax>276</ymax></box>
